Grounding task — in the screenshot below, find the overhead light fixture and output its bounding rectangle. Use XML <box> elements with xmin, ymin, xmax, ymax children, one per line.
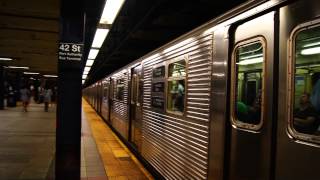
<box><xmin>301</xmin><ymin>46</ymin><xmax>320</xmax><ymax>55</ymax></box>
<box><xmin>86</xmin><ymin>59</ymin><xmax>95</xmax><ymax>66</ymax></box>
<box><xmin>239</xmin><ymin>53</ymin><xmax>263</xmax><ymax>60</ymax></box>
<box><xmin>24</xmin><ymin>72</ymin><xmax>39</xmax><ymax>75</ymax></box>
<box><xmin>303</xmin><ymin>41</ymin><xmax>320</xmax><ymax>48</ymax></box>
<box><xmin>100</xmin><ymin>0</ymin><xmax>125</xmax><ymax>25</ymax></box>
<box><xmin>82</xmin><ymin>74</ymin><xmax>87</xmax><ymax>79</ymax></box>
<box><xmin>6</xmin><ymin>66</ymin><xmax>29</xmax><ymax>69</ymax></box>
<box><xmin>83</xmin><ymin>71</ymin><xmax>88</xmax><ymax>75</ymax></box>
<box><xmin>88</xmin><ymin>49</ymin><xmax>99</xmax><ymax>59</ymax></box>
<box><xmin>237</xmin><ymin>57</ymin><xmax>263</xmax><ymax>65</ymax></box>
<box><xmin>0</xmin><ymin>57</ymin><xmax>13</xmax><ymax>61</ymax></box>
<box><xmin>44</xmin><ymin>75</ymin><xmax>58</xmax><ymax>78</ymax></box>
<box><xmin>84</xmin><ymin>66</ymin><xmax>91</xmax><ymax>72</ymax></box>
<box><xmin>92</xmin><ymin>29</ymin><xmax>109</xmax><ymax>48</ymax></box>
<box><xmin>82</xmin><ymin>80</ymin><xmax>85</xmax><ymax>84</ymax></box>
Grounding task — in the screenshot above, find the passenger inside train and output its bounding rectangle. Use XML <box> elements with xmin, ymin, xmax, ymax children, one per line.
<box><xmin>235</xmin><ymin>41</ymin><xmax>263</xmax><ymax>125</ymax></box>
<box><xmin>168</xmin><ymin>80</ymin><xmax>185</xmax><ymax>112</ymax></box>
<box><xmin>293</xmin><ymin>93</ymin><xmax>319</xmax><ymax>134</ymax></box>
<box><xmin>293</xmin><ymin>25</ymin><xmax>320</xmax><ymax>135</ymax></box>
<box><xmin>167</xmin><ymin>60</ymin><xmax>186</xmax><ymax>113</ymax></box>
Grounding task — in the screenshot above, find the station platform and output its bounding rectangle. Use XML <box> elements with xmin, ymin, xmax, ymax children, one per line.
<box><xmin>82</xmin><ymin>99</ymin><xmax>153</xmax><ymax>180</ymax></box>
<box><xmin>0</xmin><ymin>101</ymin><xmax>56</xmax><ymax>180</ymax></box>
<box><xmin>0</xmin><ymin>100</ymin><xmax>153</xmax><ymax>180</ymax></box>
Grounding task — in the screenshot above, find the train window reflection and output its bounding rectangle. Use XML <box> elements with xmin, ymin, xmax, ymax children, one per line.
<box><xmin>292</xmin><ymin>25</ymin><xmax>320</xmax><ymax>135</ymax></box>
<box><xmin>116</xmin><ymin>78</ymin><xmax>124</xmax><ymax>101</ymax></box>
<box><xmin>234</xmin><ymin>41</ymin><xmax>264</xmax><ymax>126</ymax></box>
<box><xmin>169</xmin><ymin>60</ymin><xmax>186</xmax><ymax>77</ymax></box>
<box><xmin>167</xmin><ymin>60</ymin><xmax>186</xmax><ymax>114</ymax></box>
<box><xmin>103</xmin><ymin>86</ymin><xmax>108</xmax><ymax>102</ymax></box>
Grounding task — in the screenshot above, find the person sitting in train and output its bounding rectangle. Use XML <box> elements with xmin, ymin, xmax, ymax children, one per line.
<box><xmin>236</xmin><ymin>101</ymin><xmax>248</xmax><ymax>122</ymax></box>
<box><xmin>247</xmin><ymin>90</ymin><xmax>262</xmax><ymax>124</ymax></box>
<box><xmin>293</xmin><ymin>92</ymin><xmax>320</xmax><ymax>134</ymax></box>
<box><xmin>310</xmin><ymin>72</ymin><xmax>320</xmax><ymax>112</ymax></box>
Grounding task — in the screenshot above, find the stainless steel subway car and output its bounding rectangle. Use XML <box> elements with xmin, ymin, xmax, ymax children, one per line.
<box><xmin>83</xmin><ymin>0</ymin><xmax>320</xmax><ymax>179</ymax></box>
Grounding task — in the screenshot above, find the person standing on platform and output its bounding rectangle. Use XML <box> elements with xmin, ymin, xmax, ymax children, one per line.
<box><xmin>43</xmin><ymin>87</ymin><xmax>52</xmax><ymax>112</ymax></box>
<box><xmin>20</xmin><ymin>86</ymin><xmax>31</xmax><ymax>112</ymax></box>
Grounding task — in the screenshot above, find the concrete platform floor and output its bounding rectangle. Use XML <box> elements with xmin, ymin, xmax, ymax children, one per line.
<box><xmin>0</xmin><ymin>102</ymin><xmax>56</xmax><ymax>180</ymax></box>
<box><xmin>0</xmin><ymin>100</ymin><xmax>153</xmax><ymax>180</ymax></box>
<box><xmin>82</xmin><ymin>99</ymin><xmax>153</xmax><ymax>180</ymax></box>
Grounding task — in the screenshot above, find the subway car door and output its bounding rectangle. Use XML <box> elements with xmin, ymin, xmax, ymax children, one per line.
<box><xmin>98</xmin><ymin>81</ymin><xmax>102</xmax><ymax>114</ymax></box>
<box><xmin>129</xmin><ymin>65</ymin><xmax>143</xmax><ymax>151</ymax></box>
<box><xmin>227</xmin><ymin>12</ymin><xmax>276</xmax><ymax>180</ymax></box>
<box><xmin>94</xmin><ymin>83</ymin><xmax>98</xmax><ymax>110</ymax></box>
<box><xmin>276</xmin><ymin>1</ymin><xmax>320</xmax><ymax>179</ymax></box>
<box><xmin>109</xmin><ymin>78</ymin><xmax>114</xmax><ymax>125</ymax></box>
<box><xmin>101</xmin><ymin>80</ymin><xmax>110</xmax><ymax>122</ymax></box>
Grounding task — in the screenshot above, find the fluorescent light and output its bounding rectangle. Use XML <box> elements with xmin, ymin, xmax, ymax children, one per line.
<box><xmin>83</xmin><ymin>71</ymin><xmax>88</xmax><ymax>75</ymax></box>
<box><xmin>82</xmin><ymin>74</ymin><xmax>87</xmax><ymax>79</ymax></box>
<box><xmin>24</xmin><ymin>72</ymin><xmax>39</xmax><ymax>75</ymax></box>
<box><xmin>237</xmin><ymin>57</ymin><xmax>263</xmax><ymax>65</ymax></box>
<box><xmin>303</xmin><ymin>41</ymin><xmax>320</xmax><ymax>48</ymax></box>
<box><xmin>44</xmin><ymin>75</ymin><xmax>58</xmax><ymax>78</ymax></box>
<box><xmin>82</xmin><ymin>80</ymin><xmax>85</xmax><ymax>84</ymax></box>
<box><xmin>7</xmin><ymin>66</ymin><xmax>29</xmax><ymax>69</ymax></box>
<box><xmin>301</xmin><ymin>47</ymin><xmax>320</xmax><ymax>55</ymax></box>
<box><xmin>84</xmin><ymin>66</ymin><xmax>91</xmax><ymax>72</ymax></box>
<box><xmin>0</xmin><ymin>57</ymin><xmax>13</xmax><ymax>61</ymax></box>
<box><xmin>100</xmin><ymin>0</ymin><xmax>125</xmax><ymax>24</ymax></box>
<box><xmin>92</xmin><ymin>29</ymin><xmax>109</xmax><ymax>48</ymax></box>
<box><xmin>86</xmin><ymin>59</ymin><xmax>94</xmax><ymax>66</ymax></box>
<box><xmin>88</xmin><ymin>49</ymin><xmax>99</xmax><ymax>59</ymax></box>
<box><xmin>240</xmin><ymin>53</ymin><xmax>262</xmax><ymax>60</ymax></box>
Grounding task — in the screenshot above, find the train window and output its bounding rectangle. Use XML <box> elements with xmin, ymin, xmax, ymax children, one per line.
<box><xmin>103</xmin><ymin>86</ymin><xmax>108</xmax><ymax>102</ymax></box>
<box><xmin>153</xmin><ymin>66</ymin><xmax>165</xmax><ymax>78</ymax></box>
<box><xmin>291</xmin><ymin>25</ymin><xmax>320</xmax><ymax>138</ymax></box>
<box><xmin>232</xmin><ymin>39</ymin><xmax>265</xmax><ymax>129</ymax></box>
<box><xmin>167</xmin><ymin>60</ymin><xmax>186</xmax><ymax>114</ymax></box>
<box><xmin>116</xmin><ymin>78</ymin><xmax>124</xmax><ymax>101</ymax></box>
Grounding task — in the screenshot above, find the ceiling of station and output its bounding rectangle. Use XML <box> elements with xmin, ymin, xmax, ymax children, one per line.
<box><xmin>0</xmin><ymin>0</ymin><xmax>248</xmax><ymax>82</ymax></box>
<box><xmin>0</xmin><ymin>0</ymin><xmax>59</xmax><ymax>74</ymax></box>
<box><xmin>84</xmin><ymin>0</ymin><xmax>248</xmax><ymax>85</ymax></box>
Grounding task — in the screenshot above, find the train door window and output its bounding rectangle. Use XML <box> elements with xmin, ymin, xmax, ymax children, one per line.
<box><xmin>116</xmin><ymin>78</ymin><xmax>124</xmax><ymax>101</ymax></box>
<box><xmin>167</xmin><ymin>59</ymin><xmax>186</xmax><ymax>114</ymax></box>
<box><xmin>232</xmin><ymin>39</ymin><xmax>265</xmax><ymax>130</ymax></box>
<box><xmin>290</xmin><ymin>23</ymin><xmax>320</xmax><ymax>141</ymax></box>
<box><xmin>103</xmin><ymin>85</ymin><xmax>108</xmax><ymax>102</ymax></box>
<box><xmin>131</xmin><ymin>75</ymin><xmax>137</xmax><ymax>103</ymax></box>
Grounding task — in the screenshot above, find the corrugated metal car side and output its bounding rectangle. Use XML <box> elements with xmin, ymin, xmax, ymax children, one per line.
<box><xmin>111</xmin><ymin>71</ymin><xmax>129</xmax><ymax>139</ymax></box>
<box><xmin>141</xmin><ymin>34</ymin><xmax>213</xmax><ymax>179</ymax></box>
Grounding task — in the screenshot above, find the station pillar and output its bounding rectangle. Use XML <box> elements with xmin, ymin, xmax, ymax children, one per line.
<box><xmin>56</xmin><ymin>0</ymin><xmax>84</xmax><ymax>179</ymax></box>
<box><xmin>0</xmin><ymin>66</ymin><xmax>4</xmax><ymax>110</ymax></box>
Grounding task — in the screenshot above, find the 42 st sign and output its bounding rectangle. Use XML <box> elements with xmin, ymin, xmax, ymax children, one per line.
<box><xmin>58</xmin><ymin>43</ymin><xmax>83</xmax><ymax>61</ymax></box>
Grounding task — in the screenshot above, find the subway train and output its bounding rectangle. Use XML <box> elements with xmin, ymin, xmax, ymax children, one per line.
<box><xmin>83</xmin><ymin>0</ymin><xmax>320</xmax><ymax>179</ymax></box>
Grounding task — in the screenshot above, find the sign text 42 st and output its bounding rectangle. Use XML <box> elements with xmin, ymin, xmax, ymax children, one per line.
<box><xmin>59</xmin><ymin>43</ymin><xmax>83</xmax><ymax>61</ymax></box>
